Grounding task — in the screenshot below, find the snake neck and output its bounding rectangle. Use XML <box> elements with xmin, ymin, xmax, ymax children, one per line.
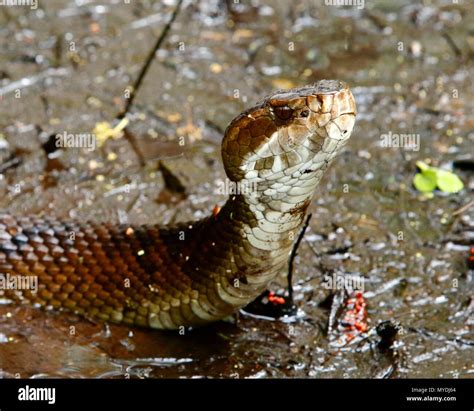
<box><xmin>168</xmin><ymin>185</ymin><xmax>312</xmax><ymax>314</ymax></box>
<box><xmin>221</xmin><ymin>191</ymin><xmax>310</xmax><ymax>274</ymax></box>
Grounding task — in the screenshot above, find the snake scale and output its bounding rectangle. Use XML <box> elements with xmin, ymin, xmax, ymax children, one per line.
<box><xmin>0</xmin><ymin>80</ymin><xmax>356</xmax><ymax>329</ymax></box>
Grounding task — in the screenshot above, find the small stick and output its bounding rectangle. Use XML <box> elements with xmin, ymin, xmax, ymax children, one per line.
<box><xmin>287</xmin><ymin>213</ymin><xmax>312</xmax><ymax>301</ymax></box>
<box><xmin>441</xmin><ymin>31</ymin><xmax>462</xmax><ymax>59</ymax></box>
<box><xmin>117</xmin><ymin>0</ymin><xmax>184</xmax><ymax>119</ymax></box>
<box><xmin>452</xmin><ymin>200</ymin><xmax>474</xmax><ymax>216</ymax></box>
<box><xmin>123</xmin><ymin>128</ymin><xmax>146</xmax><ymax>167</ymax></box>
<box><xmin>116</xmin><ymin>0</ymin><xmax>183</xmax><ymax>166</ymax></box>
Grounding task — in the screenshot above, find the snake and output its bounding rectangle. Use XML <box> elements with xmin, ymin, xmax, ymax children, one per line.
<box><xmin>0</xmin><ymin>80</ymin><xmax>356</xmax><ymax>330</ymax></box>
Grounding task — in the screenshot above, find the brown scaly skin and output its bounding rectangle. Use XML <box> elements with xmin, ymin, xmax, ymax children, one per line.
<box><xmin>0</xmin><ymin>80</ymin><xmax>357</xmax><ymax>329</ymax></box>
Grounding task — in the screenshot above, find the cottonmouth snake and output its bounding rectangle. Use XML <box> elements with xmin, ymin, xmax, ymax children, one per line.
<box><xmin>0</xmin><ymin>80</ymin><xmax>356</xmax><ymax>329</ymax></box>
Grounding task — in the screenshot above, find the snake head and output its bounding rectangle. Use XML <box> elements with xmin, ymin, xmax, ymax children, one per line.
<box><xmin>222</xmin><ymin>80</ymin><xmax>356</xmax><ymax>204</ymax></box>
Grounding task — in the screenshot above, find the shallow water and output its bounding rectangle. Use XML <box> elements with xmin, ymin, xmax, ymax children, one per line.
<box><xmin>0</xmin><ymin>0</ymin><xmax>472</xmax><ymax>378</ymax></box>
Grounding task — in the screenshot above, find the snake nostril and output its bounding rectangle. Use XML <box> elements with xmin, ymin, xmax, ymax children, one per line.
<box><xmin>300</xmin><ymin>109</ymin><xmax>310</xmax><ymax>118</ymax></box>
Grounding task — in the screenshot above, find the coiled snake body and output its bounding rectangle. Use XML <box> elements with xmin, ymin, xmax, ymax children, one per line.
<box><xmin>0</xmin><ymin>80</ymin><xmax>356</xmax><ymax>329</ymax></box>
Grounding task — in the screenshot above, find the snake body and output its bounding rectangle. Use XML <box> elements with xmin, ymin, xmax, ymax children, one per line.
<box><xmin>0</xmin><ymin>80</ymin><xmax>356</xmax><ymax>329</ymax></box>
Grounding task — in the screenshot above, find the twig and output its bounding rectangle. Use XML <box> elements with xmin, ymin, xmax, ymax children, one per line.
<box><xmin>115</xmin><ymin>0</ymin><xmax>183</xmax><ymax>167</ymax></box>
<box><xmin>287</xmin><ymin>213</ymin><xmax>312</xmax><ymax>301</ymax></box>
<box><xmin>406</xmin><ymin>326</ymin><xmax>474</xmax><ymax>347</ymax></box>
<box><xmin>123</xmin><ymin>128</ymin><xmax>146</xmax><ymax>167</ymax></box>
<box><xmin>452</xmin><ymin>200</ymin><xmax>474</xmax><ymax>216</ymax></box>
<box><xmin>117</xmin><ymin>0</ymin><xmax>183</xmax><ymax>119</ymax></box>
<box><xmin>442</xmin><ymin>31</ymin><xmax>462</xmax><ymax>59</ymax></box>
<box><xmin>0</xmin><ymin>155</ymin><xmax>21</xmax><ymax>174</ymax></box>
<box><xmin>157</xmin><ymin>160</ymin><xmax>186</xmax><ymax>194</ymax></box>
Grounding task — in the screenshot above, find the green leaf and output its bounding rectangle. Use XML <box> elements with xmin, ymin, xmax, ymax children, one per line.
<box><xmin>413</xmin><ymin>169</ymin><xmax>437</xmax><ymax>193</ymax></box>
<box><xmin>415</xmin><ymin>161</ymin><xmax>430</xmax><ymax>172</ymax></box>
<box><xmin>413</xmin><ymin>162</ymin><xmax>464</xmax><ymax>194</ymax></box>
<box><xmin>435</xmin><ymin>169</ymin><xmax>464</xmax><ymax>193</ymax></box>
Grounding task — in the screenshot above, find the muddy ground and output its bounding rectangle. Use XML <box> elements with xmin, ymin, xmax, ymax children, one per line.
<box><xmin>0</xmin><ymin>0</ymin><xmax>472</xmax><ymax>378</ymax></box>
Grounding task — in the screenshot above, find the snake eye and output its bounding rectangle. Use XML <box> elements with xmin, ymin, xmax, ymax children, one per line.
<box><xmin>274</xmin><ymin>106</ymin><xmax>293</xmax><ymax>120</ymax></box>
<box><xmin>300</xmin><ymin>109</ymin><xmax>310</xmax><ymax>118</ymax></box>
